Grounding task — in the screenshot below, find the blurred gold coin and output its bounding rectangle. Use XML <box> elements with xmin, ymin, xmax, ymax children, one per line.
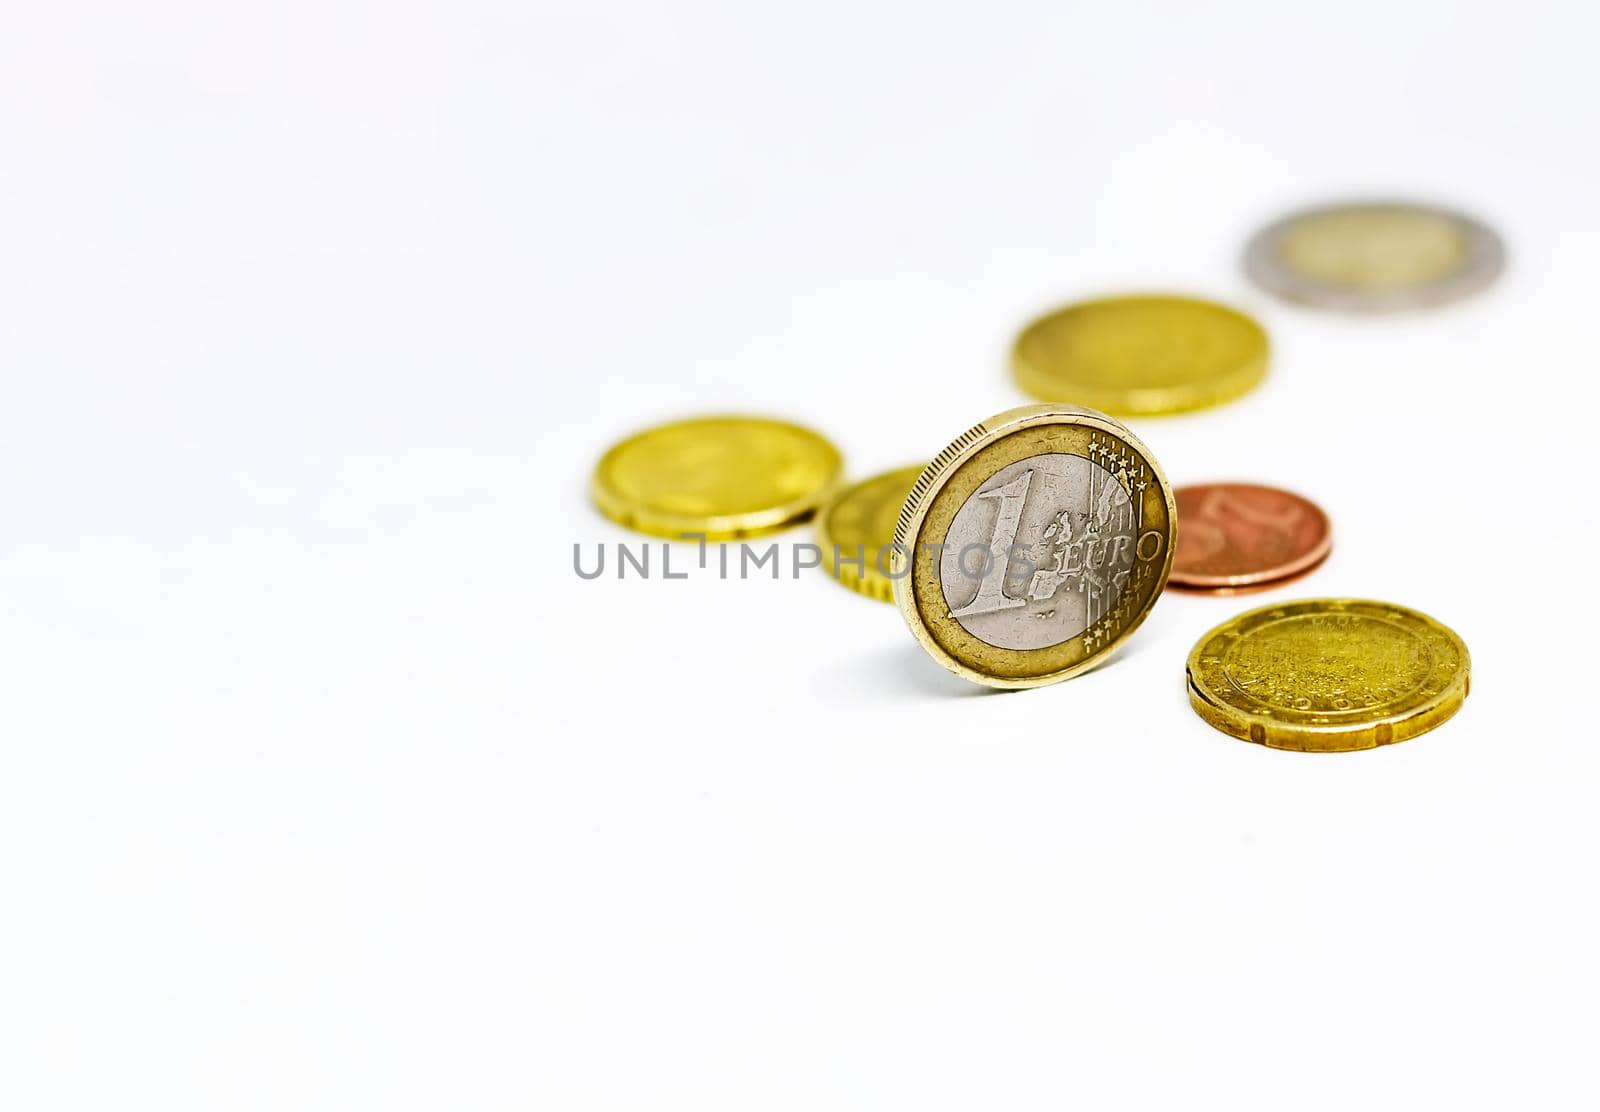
<box><xmin>814</xmin><ymin>465</ymin><xmax>924</xmax><ymax>602</ymax></box>
<box><xmin>1012</xmin><ymin>294</ymin><xmax>1269</xmax><ymax>415</ymax></box>
<box><xmin>1187</xmin><ymin>599</ymin><xmax>1470</xmax><ymax>752</ymax></box>
<box><xmin>1245</xmin><ymin>200</ymin><xmax>1504</xmax><ymax>311</ymax></box>
<box><xmin>892</xmin><ymin>404</ymin><xmax>1175</xmax><ymax>688</ymax></box>
<box><xmin>592</xmin><ymin>415</ymin><xmax>842</xmax><ymax>539</ymax></box>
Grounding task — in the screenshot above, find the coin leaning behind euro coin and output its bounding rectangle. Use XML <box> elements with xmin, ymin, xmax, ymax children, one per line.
<box><xmin>1169</xmin><ymin>482</ymin><xmax>1331</xmax><ymax>592</ymax></box>
<box><xmin>813</xmin><ymin>465</ymin><xmax>925</xmax><ymax>602</ymax></box>
<box><xmin>1187</xmin><ymin>599</ymin><xmax>1470</xmax><ymax>752</ymax></box>
<box><xmin>891</xmin><ymin>404</ymin><xmax>1176</xmax><ymax>688</ymax></box>
<box><xmin>592</xmin><ymin>414</ymin><xmax>843</xmax><ymax>540</ymax></box>
<box><xmin>1244</xmin><ymin>199</ymin><xmax>1504</xmax><ymax>312</ymax></box>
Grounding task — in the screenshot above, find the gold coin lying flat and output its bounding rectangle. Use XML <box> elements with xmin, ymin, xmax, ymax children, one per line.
<box><xmin>592</xmin><ymin>415</ymin><xmax>843</xmax><ymax>539</ymax></box>
<box><xmin>1244</xmin><ymin>200</ymin><xmax>1504</xmax><ymax>312</ymax></box>
<box><xmin>1011</xmin><ymin>294</ymin><xmax>1269</xmax><ymax>416</ymax></box>
<box><xmin>892</xmin><ymin>404</ymin><xmax>1175</xmax><ymax>688</ymax></box>
<box><xmin>1187</xmin><ymin>599</ymin><xmax>1470</xmax><ymax>752</ymax></box>
<box><xmin>814</xmin><ymin>465</ymin><xmax>924</xmax><ymax>602</ymax></box>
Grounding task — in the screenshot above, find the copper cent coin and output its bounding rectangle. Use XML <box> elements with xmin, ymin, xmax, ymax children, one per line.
<box><xmin>1169</xmin><ymin>483</ymin><xmax>1331</xmax><ymax>592</ymax></box>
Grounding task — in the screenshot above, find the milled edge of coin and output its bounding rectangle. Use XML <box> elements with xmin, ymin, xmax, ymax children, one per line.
<box><xmin>813</xmin><ymin>465</ymin><xmax>925</xmax><ymax>603</ymax></box>
<box><xmin>591</xmin><ymin>414</ymin><xmax>844</xmax><ymax>541</ymax></box>
<box><xmin>1166</xmin><ymin>481</ymin><xmax>1333</xmax><ymax>591</ymax></box>
<box><xmin>890</xmin><ymin>403</ymin><xmax>1177</xmax><ymax>689</ymax></box>
<box><xmin>1184</xmin><ymin>598</ymin><xmax>1471</xmax><ymax>752</ymax></box>
<box><xmin>1010</xmin><ymin>294</ymin><xmax>1271</xmax><ymax>416</ymax></box>
<box><xmin>1242</xmin><ymin>199</ymin><xmax>1505</xmax><ymax>313</ymax></box>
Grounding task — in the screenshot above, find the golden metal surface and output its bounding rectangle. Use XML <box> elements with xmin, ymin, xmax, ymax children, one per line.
<box><xmin>592</xmin><ymin>415</ymin><xmax>842</xmax><ymax>540</ymax></box>
<box><xmin>814</xmin><ymin>465</ymin><xmax>925</xmax><ymax>602</ymax></box>
<box><xmin>1011</xmin><ymin>294</ymin><xmax>1269</xmax><ymax>416</ymax></box>
<box><xmin>1186</xmin><ymin>599</ymin><xmax>1470</xmax><ymax>752</ymax></box>
<box><xmin>891</xmin><ymin>404</ymin><xmax>1175</xmax><ymax>689</ymax></box>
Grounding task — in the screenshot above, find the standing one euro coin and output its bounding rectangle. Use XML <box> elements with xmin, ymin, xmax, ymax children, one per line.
<box><xmin>891</xmin><ymin>404</ymin><xmax>1176</xmax><ymax>688</ymax></box>
<box><xmin>1012</xmin><ymin>294</ymin><xmax>1269</xmax><ymax>416</ymax></box>
<box><xmin>814</xmin><ymin>465</ymin><xmax>925</xmax><ymax>602</ymax></box>
<box><xmin>1244</xmin><ymin>199</ymin><xmax>1504</xmax><ymax>312</ymax></box>
<box><xmin>1187</xmin><ymin>599</ymin><xmax>1470</xmax><ymax>752</ymax></box>
<box><xmin>592</xmin><ymin>415</ymin><xmax>842</xmax><ymax>539</ymax></box>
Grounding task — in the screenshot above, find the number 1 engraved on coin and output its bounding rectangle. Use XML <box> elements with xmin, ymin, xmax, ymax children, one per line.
<box><xmin>947</xmin><ymin>470</ymin><xmax>1033</xmax><ymax>619</ymax></box>
<box><xmin>941</xmin><ymin>453</ymin><xmax>1139</xmax><ymax>651</ymax></box>
<box><xmin>894</xmin><ymin>404</ymin><xmax>1176</xmax><ymax>689</ymax></box>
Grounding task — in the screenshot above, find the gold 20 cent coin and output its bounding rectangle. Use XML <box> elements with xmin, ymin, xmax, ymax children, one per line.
<box><xmin>1011</xmin><ymin>294</ymin><xmax>1269</xmax><ymax>416</ymax></box>
<box><xmin>814</xmin><ymin>465</ymin><xmax>925</xmax><ymax>602</ymax></box>
<box><xmin>592</xmin><ymin>415</ymin><xmax>842</xmax><ymax>540</ymax></box>
<box><xmin>1187</xmin><ymin>599</ymin><xmax>1470</xmax><ymax>752</ymax></box>
<box><xmin>891</xmin><ymin>404</ymin><xmax>1176</xmax><ymax>688</ymax></box>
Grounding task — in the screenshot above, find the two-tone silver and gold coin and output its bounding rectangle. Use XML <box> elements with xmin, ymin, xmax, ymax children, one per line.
<box><xmin>1244</xmin><ymin>199</ymin><xmax>1504</xmax><ymax>312</ymax></box>
<box><xmin>891</xmin><ymin>404</ymin><xmax>1176</xmax><ymax>688</ymax></box>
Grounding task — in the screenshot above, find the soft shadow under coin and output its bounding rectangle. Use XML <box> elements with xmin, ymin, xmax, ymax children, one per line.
<box><xmin>828</xmin><ymin>641</ymin><xmax>1008</xmax><ymax>699</ymax></box>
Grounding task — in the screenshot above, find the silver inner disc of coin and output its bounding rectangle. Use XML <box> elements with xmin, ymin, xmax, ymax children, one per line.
<box><xmin>1243</xmin><ymin>200</ymin><xmax>1504</xmax><ymax>312</ymax></box>
<box><xmin>940</xmin><ymin>453</ymin><xmax>1135</xmax><ymax>650</ymax></box>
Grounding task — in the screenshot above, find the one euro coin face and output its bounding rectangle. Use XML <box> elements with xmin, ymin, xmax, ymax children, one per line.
<box><xmin>891</xmin><ymin>404</ymin><xmax>1176</xmax><ymax>688</ymax></box>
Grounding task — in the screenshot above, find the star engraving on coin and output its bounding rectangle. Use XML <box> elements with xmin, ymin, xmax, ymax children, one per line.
<box><xmin>892</xmin><ymin>405</ymin><xmax>1175</xmax><ymax>688</ymax></box>
<box><xmin>940</xmin><ymin>453</ymin><xmax>1137</xmax><ymax>650</ymax></box>
<box><xmin>1218</xmin><ymin>612</ymin><xmax>1432</xmax><ymax>713</ymax></box>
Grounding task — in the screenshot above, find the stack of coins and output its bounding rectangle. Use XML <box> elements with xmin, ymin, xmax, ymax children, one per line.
<box><xmin>587</xmin><ymin>196</ymin><xmax>1493</xmax><ymax>752</ymax></box>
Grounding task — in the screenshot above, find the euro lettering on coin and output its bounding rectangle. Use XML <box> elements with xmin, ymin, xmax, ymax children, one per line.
<box><xmin>1244</xmin><ymin>199</ymin><xmax>1504</xmax><ymax>312</ymax></box>
<box><xmin>891</xmin><ymin>404</ymin><xmax>1176</xmax><ymax>688</ymax></box>
<box><xmin>1169</xmin><ymin>482</ymin><xmax>1331</xmax><ymax>592</ymax></box>
<box><xmin>1187</xmin><ymin>599</ymin><xmax>1470</xmax><ymax>752</ymax></box>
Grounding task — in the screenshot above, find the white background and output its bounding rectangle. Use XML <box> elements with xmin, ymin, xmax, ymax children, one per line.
<box><xmin>3</xmin><ymin>1</ymin><xmax>1597</xmax><ymax>1108</ymax></box>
